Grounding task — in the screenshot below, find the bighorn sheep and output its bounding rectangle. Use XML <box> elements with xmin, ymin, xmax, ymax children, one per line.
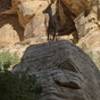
<box><xmin>43</xmin><ymin>0</ymin><xmax>59</xmax><ymax>40</ymax></box>
<box><xmin>43</xmin><ymin>0</ymin><xmax>79</xmax><ymax>43</ymax></box>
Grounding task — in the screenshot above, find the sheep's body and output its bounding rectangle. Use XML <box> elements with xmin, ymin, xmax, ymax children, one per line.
<box><xmin>43</xmin><ymin>0</ymin><xmax>59</xmax><ymax>40</ymax></box>
<box><xmin>44</xmin><ymin>0</ymin><xmax>79</xmax><ymax>43</ymax></box>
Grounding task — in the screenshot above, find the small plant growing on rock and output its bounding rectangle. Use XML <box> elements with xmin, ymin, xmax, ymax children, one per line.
<box><xmin>0</xmin><ymin>71</ymin><xmax>42</xmax><ymax>100</ymax></box>
<box><xmin>0</xmin><ymin>51</ymin><xmax>20</xmax><ymax>71</ymax></box>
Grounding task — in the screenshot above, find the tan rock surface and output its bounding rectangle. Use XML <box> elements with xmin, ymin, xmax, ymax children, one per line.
<box><xmin>0</xmin><ymin>24</ymin><xmax>20</xmax><ymax>45</ymax></box>
<box><xmin>75</xmin><ymin>5</ymin><xmax>100</xmax><ymax>69</ymax></box>
<box><xmin>0</xmin><ymin>0</ymin><xmax>91</xmax><ymax>40</ymax></box>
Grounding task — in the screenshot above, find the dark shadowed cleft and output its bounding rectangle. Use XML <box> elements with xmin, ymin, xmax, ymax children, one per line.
<box><xmin>55</xmin><ymin>80</ymin><xmax>81</xmax><ymax>89</ymax></box>
<box><xmin>58</xmin><ymin>60</ymin><xmax>78</xmax><ymax>72</ymax></box>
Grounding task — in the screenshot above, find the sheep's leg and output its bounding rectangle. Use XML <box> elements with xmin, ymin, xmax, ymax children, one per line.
<box><xmin>47</xmin><ymin>32</ymin><xmax>49</xmax><ymax>40</ymax></box>
<box><xmin>47</xmin><ymin>32</ymin><xmax>52</xmax><ymax>40</ymax></box>
<box><xmin>52</xmin><ymin>32</ymin><xmax>56</xmax><ymax>40</ymax></box>
<box><xmin>55</xmin><ymin>32</ymin><xmax>59</xmax><ymax>41</ymax></box>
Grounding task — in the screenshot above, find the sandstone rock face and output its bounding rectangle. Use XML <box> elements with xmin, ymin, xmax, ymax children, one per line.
<box><xmin>75</xmin><ymin>5</ymin><xmax>100</xmax><ymax>69</ymax></box>
<box><xmin>0</xmin><ymin>0</ymin><xmax>49</xmax><ymax>38</ymax></box>
<box><xmin>10</xmin><ymin>0</ymin><xmax>90</xmax><ymax>25</ymax></box>
<box><xmin>24</xmin><ymin>13</ymin><xmax>47</xmax><ymax>38</ymax></box>
<box><xmin>0</xmin><ymin>24</ymin><xmax>20</xmax><ymax>45</ymax></box>
<box><xmin>0</xmin><ymin>0</ymin><xmax>92</xmax><ymax>40</ymax></box>
<box><xmin>16</xmin><ymin>0</ymin><xmax>49</xmax><ymax>27</ymax></box>
<box><xmin>13</xmin><ymin>40</ymin><xmax>100</xmax><ymax>100</ymax></box>
<box><xmin>1</xmin><ymin>0</ymin><xmax>91</xmax><ymax>39</ymax></box>
<box><xmin>74</xmin><ymin>5</ymin><xmax>99</xmax><ymax>38</ymax></box>
<box><xmin>78</xmin><ymin>32</ymin><xmax>100</xmax><ymax>69</ymax></box>
<box><xmin>17</xmin><ymin>0</ymin><xmax>49</xmax><ymax>38</ymax></box>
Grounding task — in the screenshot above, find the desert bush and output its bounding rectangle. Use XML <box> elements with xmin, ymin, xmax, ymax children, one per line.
<box><xmin>0</xmin><ymin>51</ymin><xmax>20</xmax><ymax>71</ymax></box>
<box><xmin>0</xmin><ymin>71</ymin><xmax>42</xmax><ymax>100</ymax></box>
<box><xmin>0</xmin><ymin>52</ymin><xmax>42</xmax><ymax>100</ymax></box>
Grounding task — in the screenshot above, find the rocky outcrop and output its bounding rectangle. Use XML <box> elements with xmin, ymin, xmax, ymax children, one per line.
<box><xmin>16</xmin><ymin>0</ymin><xmax>95</xmax><ymax>40</ymax></box>
<box><xmin>74</xmin><ymin>4</ymin><xmax>99</xmax><ymax>38</ymax></box>
<box><xmin>0</xmin><ymin>0</ymin><xmax>91</xmax><ymax>40</ymax></box>
<box><xmin>0</xmin><ymin>24</ymin><xmax>20</xmax><ymax>45</ymax></box>
<box><xmin>0</xmin><ymin>0</ymin><xmax>49</xmax><ymax>39</ymax></box>
<box><xmin>7</xmin><ymin>0</ymin><xmax>49</xmax><ymax>38</ymax></box>
<box><xmin>75</xmin><ymin>4</ymin><xmax>100</xmax><ymax>69</ymax></box>
<box><xmin>13</xmin><ymin>40</ymin><xmax>100</xmax><ymax>100</ymax></box>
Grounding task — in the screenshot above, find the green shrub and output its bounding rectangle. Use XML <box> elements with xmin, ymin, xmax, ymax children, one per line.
<box><xmin>0</xmin><ymin>71</ymin><xmax>42</xmax><ymax>100</ymax></box>
<box><xmin>0</xmin><ymin>51</ymin><xmax>20</xmax><ymax>71</ymax></box>
<box><xmin>0</xmin><ymin>52</ymin><xmax>42</xmax><ymax>100</ymax></box>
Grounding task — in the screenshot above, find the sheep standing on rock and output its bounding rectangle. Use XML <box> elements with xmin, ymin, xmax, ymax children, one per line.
<box><xmin>43</xmin><ymin>0</ymin><xmax>59</xmax><ymax>40</ymax></box>
<box><xmin>43</xmin><ymin>0</ymin><xmax>79</xmax><ymax>43</ymax></box>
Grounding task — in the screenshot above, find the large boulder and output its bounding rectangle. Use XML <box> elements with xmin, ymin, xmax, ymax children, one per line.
<box><xmin>10</xmin><ymin>0</ymin><xmax>90</xmax><ymax>26</ymax></box>
<box><xmin>24</xmin><ymin>12</ymin><xmax>47</xmax><ymax>38</ymax></box>
<box><xmin>0</xmin><ymin>0</ymin><xmax>49</xmax><ymax>39</ymax></box>
<box><xmin>16</xmin><ymin>0</ymin><xmax>50</xmax><ymax>38</ymax></box>
<box><xmin>0</xmin><ymin>24</ymin><xmax>20</xmax><ymax>45</ymax></box>
<box><xmin>13</xmin><ymin>40</ymin><xmax>100</xmax><ymax>100</ymax></box>
<box><xmin>78</xmin><ymin>32</ymin><xmax>100</xmax><ymax>69</ymax></box>
<box><xmin>75</xmin><ymin>4</ymin><xmax>100</xmax><ymax>69</ymax></box>
<box><xmin>74</xmin><ymin>5</ymin><xmax>99</xmax><ymax>38</ymax></box>
<box><xmin>0</xmin><ymin>0</ymin><xmax>91</xmax><ymax>39</ymax></box>
<box><xmin>16</xmin><ymin>0</ymin><xmax>49</xmax><ymax>27</ymax></box>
